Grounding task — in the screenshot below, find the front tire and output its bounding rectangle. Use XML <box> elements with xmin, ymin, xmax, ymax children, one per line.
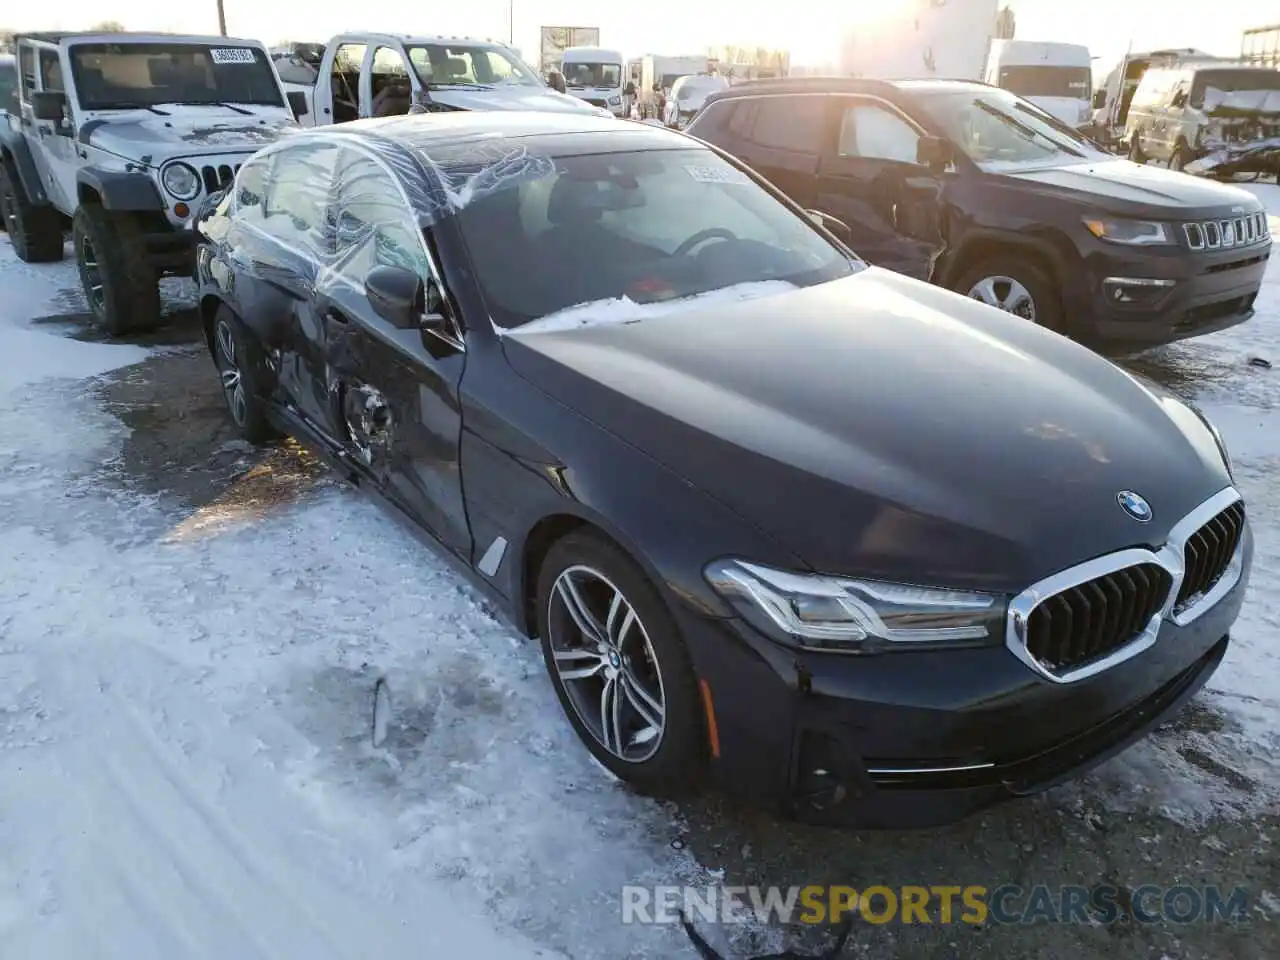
<box><xmin>210</xmin><ymin>305</ymin><xmax>277</xmax><ymax>445</ymax></box>
<box><xmin>536</xmin><ymin>530</ymin><xmax>706</xmax><ymax>791</ymax></box>
<box><xmin>0</xmin><ymin>161</ymin><xmax>64</xmax><ymax>262</ymax></box>
<box><xmin>1128</xmin><ymin>136</ymin><xmax>1146</xmax><ymax>165</ymax></box>
<box><xmin>1170</xmin><ymin>142</ymin><xmax>1193</xmax><ymax>172</ymax></box>
<box><xmin>72</xmin><ymin>204</ymin><xmax>160</xmax><ymax>335</ymax></box>
<box><xmin>953</xmin><ymin>254</ymin><xmax>1064</xmax><ymax>333</ymax></box>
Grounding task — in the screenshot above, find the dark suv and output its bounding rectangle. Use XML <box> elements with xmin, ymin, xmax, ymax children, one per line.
<box><xmin>688</xmin><ymin>77</ymin><xmax>1271</xmax><ymax>351</ymax></box>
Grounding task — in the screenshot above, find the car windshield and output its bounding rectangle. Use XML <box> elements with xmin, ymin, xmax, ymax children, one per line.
<box><xmin>563</xmin><ymin>62</ymin><xmax>621</xmax><ymax>88</ymax></box>
<box><xmin>912</xmin><ymin>87</ymin><xmax>1107</xmax><ymax>169</ymax></box>
<box><xmin>1191</xmin><ymin>68</ymin><xmax>1280</xmax><ymax>106</ymax></box>
<box><xmin>69</xmin><ymin>43</ymin><xmax>283</xmax><ymax>110</ymax></box>
<box><xmin>452</xmin><ymin>146</ymin><xmax>855</xmax><ymax>330</ymax></box>
<box><xmin>406</xmin><ymin>44</ymin><xmax>540</xmax><ymax>88</ymax></box>
<box><xmin>996</xmin><ymin>65</ymin><xmax>1092</xmax><ymax>99</ymax></box>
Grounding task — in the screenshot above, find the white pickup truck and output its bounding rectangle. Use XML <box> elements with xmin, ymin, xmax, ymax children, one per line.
<box><xmin>278</xmin><ymin>33</ymin><xmax>608</xmax><ymax>125</ymax></box>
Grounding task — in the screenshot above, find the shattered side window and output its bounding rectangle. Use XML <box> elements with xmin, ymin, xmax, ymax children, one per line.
<box><xmin>332</xmin><ymin>148</ymin><xmax>431</xmax><ymax>285</ymax></box>
<box><xmin>233</xmin><ymin>155</ymin><xmax>270</xmax><ymax>224</ymax></box>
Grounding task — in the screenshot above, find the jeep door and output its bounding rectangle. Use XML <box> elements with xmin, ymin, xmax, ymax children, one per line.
<box><xmin>724</xmin><ymin>94</ymin><xmax>823</xmax><ymax>208</ymax></box>
<box><xmin>19</xmin><ymin>41</ymin><xmax>76</xmax><ymax>212</ymax></box>
<box><xmin>320</xmin><ymin>146</ymin><xmax>469</xmax><ymax>556</ymax></box>
<box><xmin>814</xmin><ymin>95</ymin><xmax>944</xmax><ymax>281</ymax></box>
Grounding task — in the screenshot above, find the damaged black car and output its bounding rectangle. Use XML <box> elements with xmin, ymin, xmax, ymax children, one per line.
<box><xmin>194</xmin><ymin>112</ymin><xmax>1251</xmax><ymax>828</ymax></box>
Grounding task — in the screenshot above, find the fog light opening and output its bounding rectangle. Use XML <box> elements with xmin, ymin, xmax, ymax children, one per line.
<box><xmin>1103</xmin><ymin>276</ymin><xmax>1176</xmax><ymax>306</ymax></box>
<box><xmin>796</xmin><ymin>730</ymin><xmax>851</xmax><ymax>812</ymax></box>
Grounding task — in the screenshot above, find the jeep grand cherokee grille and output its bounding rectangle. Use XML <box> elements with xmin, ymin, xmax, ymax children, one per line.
<box><xmin>1174</xmin><ymin>500</ymin><xmax>1245</xmax><ymax>612</ymax></box>
<box><xmin>200</xmin><ymin>163</ymin><xmax>242</xmax><ymax>194</ymax></box>
<box><xmin>1183</xmin><ymin>211</ymin><xmax>1269</xmax><ymax>251</ymax></box>
<box><xmin>1026</xmin><ymin>563</ymin><xmax>1173</xmax><ymax>675</ymax></box>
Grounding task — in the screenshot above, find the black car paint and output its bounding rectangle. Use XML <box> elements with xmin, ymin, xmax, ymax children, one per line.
<box><xmin>687</xmin><ymin>79</ymin><xmax>1271</xmax><ymax>350</ymax></box>
<box><xmin>195</xmin><ymin>113</ymin><xmax>1246</xmax><ymax>827</ymax></box>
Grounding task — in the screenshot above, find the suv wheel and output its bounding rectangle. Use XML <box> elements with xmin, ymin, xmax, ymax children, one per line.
<box><xmin>1128</xmin><ymin>137</ymin><xmax>1147</xmax><ymax>165</ymax></box>
<box><xmin>954</xmin><ymin>255</ymin><xmax>1064</xmax><ymax>333</ymax></box>
<box><xmin>72</xmin><ymin>204</ymin><xmax>160</xmax><ymax>335</ymax></box>
<box><xmin>0</xmin><ymin>161</ymin><xmax>65</xmax><ymax>262</ymax></box>
<box><xmin>536</xmin><ymin>530</ymin><xmax>706</xmax><ymax>791</ymax></box>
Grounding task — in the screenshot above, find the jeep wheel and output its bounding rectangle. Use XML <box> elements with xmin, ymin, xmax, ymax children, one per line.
<box><xmin>73</xmin><ymin>204</ymin><xmax>160</xmax><ymax>336</ymax></box>
<box><xmin>954</xmin><ymin>254</ymin><xmax>1064</xmax><ymax>334</ymax></box>
<box><xmin>0</xmin><ymin>162</ymin><xmax>65</xmax><ymax>262</ymax></box>
<box><xmin>1170</xmin><ymin>143</ymin><xmax>1193</xmax><ymax>173</ymax></box>
<box><xmin>1127</xmin><ymin>137</ymin><xmax>1146</xmax><ymax>165</ymax></box>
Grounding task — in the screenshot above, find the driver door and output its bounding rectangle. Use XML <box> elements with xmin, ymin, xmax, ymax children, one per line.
<box><xmin>322</xmin><ymin>147</ymin><xmax>470</xmax><ymax>556</ymax></box>
<box><xmin>21</xmin><ymin>42</ymin><xmax>76</xmax><ymax>212</ymax></box>
<box><xmin>815</xmin><ymin>96</ymin><xmax>945</xmax><ymax>281</ymax></box>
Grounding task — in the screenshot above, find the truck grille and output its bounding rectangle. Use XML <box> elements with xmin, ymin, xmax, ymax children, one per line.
<box><xmin>1026</xmin><ymin>564</ymin><xmax>1173</xmax><ymax>676</ymax></box>
<box><xmin>1174</xmin><ymin>500</ymin><xmax>1246</xmax><ymax>611</ymax></box>
<box><xmin>200</xmin><ymin>163</ymin><xmax>243</xmax><ymax>194</ymax></box>
<box><xmin>1183</xmin><ymin>210</ymin><xmax>1269</xmax><ymax>251</ymax></box>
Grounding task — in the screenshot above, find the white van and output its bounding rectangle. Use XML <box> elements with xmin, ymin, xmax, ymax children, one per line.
<box><xmin>560</xmin><ymin>46</ymin><xmax>626</xmax><ymax>117</ymax></box>
<box><xmin>985</xmin><ymin>39</ymin><xmax>1093</xmax><ymax>128</ymax></box>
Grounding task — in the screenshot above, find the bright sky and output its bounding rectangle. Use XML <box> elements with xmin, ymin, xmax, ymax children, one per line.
<box><xmin>2</xmin><ymin>0</ymin><xmax>1269</xmax><ymax>76</ymax></box>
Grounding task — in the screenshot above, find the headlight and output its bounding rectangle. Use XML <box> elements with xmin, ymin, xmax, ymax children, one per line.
<box><xmin>608</xmin><ymin>94</ymin><xmax>621</xmax><ymax>106</ymax></box>
<box><xmin>704</xmin><ymin>559</ymin><xmax>1004</xmax><ymax>652</ymax></box>
<box><xmin>1084</xmin><ymin>217</ymin><xmax>1174</xmax><ymax>245</ymax></box>
<box><xmin>161</xmin><ymin>162</ymin><xmax>201</xmax><ymax>201</ymax></box>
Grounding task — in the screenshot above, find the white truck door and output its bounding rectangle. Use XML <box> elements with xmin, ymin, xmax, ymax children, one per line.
<box><xmin>24</xmin><ymin>42</ymin><xmax>76</xmax><ymax>213</ymax></box>
<box><xmin>319</xmin><ymin>41</ymin><xmax>367</xmax><ymax>125</ymax></box>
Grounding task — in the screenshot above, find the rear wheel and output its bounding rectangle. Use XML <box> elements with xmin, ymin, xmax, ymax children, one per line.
<box><xmin>0</xmin><ymin>161</ymin><xmax>64</xmax><ymax>262</ymax></box>
<box><xmin>1170</xmin><ymin>142</ymin><xmax>1193</xmax><ymax>172</ymax></box>
<box><xmin>953</xmin><ymin>254</ymin><xmax>1064</xmax><ymax>333</ymax></box>
<box><xmin>1128</xmin><ymin>136</ymin><xmax>1147</xmax><ymax>165</ymax></box>
<box><xmin>536</xmin><ymin>530</ymin><xmax>706</xmax><ymax>791</ymax></box>
<box><xmin>73</xmin><ymin>204</ymin><xmax>160</xmax><ymax>335</ymax></box>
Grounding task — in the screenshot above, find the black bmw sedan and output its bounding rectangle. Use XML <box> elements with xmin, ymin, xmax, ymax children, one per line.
<box><xmin>194</xmin><ymin>112</ymin><xmax>1251</xmax><ymax>828</ymax></box>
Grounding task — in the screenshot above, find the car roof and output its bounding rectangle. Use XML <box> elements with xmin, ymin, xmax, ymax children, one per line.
<box><xmin>267</xmin><ymin>113</ymin><xmax>704</xmax><ymax>225</ymax></box>
<box><xmin>330</xmin><ymin>33</ymin><xmax>510</xmax><ymax>48</ymax></box>
<box><xmin>704</xmin><ymin>75</ymin><xmax>993</xmax><ymax>102</ymax></box>
<box><xmin>17</xmin><ymin>31</ymin><xmax>264</xmax><ymax>46</ymax></box>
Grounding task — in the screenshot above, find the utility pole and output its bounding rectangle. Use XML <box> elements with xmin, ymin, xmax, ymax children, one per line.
<box><xmin>508</xmin><ymin>0</ymin><xmax>514</xmax><ymax>44</ymax></box>
<box><xmin>216</xmin><ymin>0</ymin><xmax>227</xmax><ymax>37</ymax></box>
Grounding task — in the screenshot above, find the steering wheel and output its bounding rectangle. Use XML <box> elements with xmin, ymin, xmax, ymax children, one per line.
<box><xmin>673</xmin><ymin>227</ymin><xmax>737</xmax><ymax>258</ymax></box>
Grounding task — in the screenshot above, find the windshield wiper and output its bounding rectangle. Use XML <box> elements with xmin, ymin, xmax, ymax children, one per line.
<box><xmin>84</xmin><ymin>102</ymin><xmax>170</xmax><ymax>115</ymax></box>
<box><xmin>427</xmin><ymin>81</ymin><xmax>494</xmax><ymax>91</ymax></box>
<box><xmin>160</xmin><ymin>100</ymin><xmax>254</xmax><ymax>115</ymax></box>
<box><xmin>974</xmin><ymin>100</ymin><xmax>1084</xmax><ymax>158</ymax></box>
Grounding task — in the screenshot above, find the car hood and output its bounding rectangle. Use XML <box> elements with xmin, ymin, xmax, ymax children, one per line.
<box><xmin>501</xmin><ymin>269</ymin><xmax>1231</xmax><ymax>592</ymax></box>
<box><xmin>432</xmin><ymin>86</ymin><xmax>603</xmax><ymax>114</ymax></box>
<box><xmin>1001</xmin><ymin>158</ymin><xmax>1265</xmax><ymax>218</ymax></box>
<box><xmin>80</xmin><ymin>111</ymin><xmax>298</xmax><ymax>160</ymax></box>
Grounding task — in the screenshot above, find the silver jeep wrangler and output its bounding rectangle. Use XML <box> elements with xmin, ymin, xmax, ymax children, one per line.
<box><xmin>0</xmin><ymin>32</ymin><xmax>303</xmax><ymax>334</ymax></box>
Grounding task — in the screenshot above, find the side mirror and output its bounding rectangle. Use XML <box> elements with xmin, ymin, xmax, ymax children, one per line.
<box><xmin>1092</xmin><ymin>89</ymin><xmax>1106</xmax><ymax>110</ymax></box>
<box><xmin>286</xmin><ymin>90</ymin><xmax>309</xmax><ymax>119</ymax></box>
<box><xmin>31</xmin><ymin>90</ymin><xmax>66</xmax><ymax>123</ymax></box>
<box><xmin>547</xmin><ymin>71</ymin><xmax>567</xmax><ymax>94</ymax></box>
<box><xmin>916</xmin><ymin>135</ymin><xmax>954</xmax><ymax>171</ymax></box>
<box><xmin>366</xmin><ymin>265</ymin><xmax>425</xmax><ymax>330</ymax></box>
<box><xmin>807</xmin><ymin>209</ymin><xmax>852</xmax><ymax>245</ymax></box>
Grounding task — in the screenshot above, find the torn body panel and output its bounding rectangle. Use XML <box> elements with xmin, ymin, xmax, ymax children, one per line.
<box><xmin>1185</xmin><ymin>135</ymin><xmax>1280</xmax><ymax>178</ymax></box>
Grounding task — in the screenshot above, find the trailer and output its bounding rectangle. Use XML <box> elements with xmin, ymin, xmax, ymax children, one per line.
<box><xmin>838</xmin><ymin>0</ymin><xmax>999</xmax><ymax>81</ymax></box>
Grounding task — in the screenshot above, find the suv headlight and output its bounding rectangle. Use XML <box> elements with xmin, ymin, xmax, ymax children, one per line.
<box><xmin>161</xmin><ymin>162</ymin><xmax>201</xmax><ymax>201</ymax></box>
<box><xmin>608</xmin><ymin>94</ymin><xmax>621</xmax><ymax>106</ymax></box>
<box><xmin>704</xmin><ymin>559</ymin><xmax>1004</xmax><ymax>652</ymax></box>
<box><xmin>1084</xmin><ymin>217</ymin><xmax>1175</xmax><ymax>246</ymax></box>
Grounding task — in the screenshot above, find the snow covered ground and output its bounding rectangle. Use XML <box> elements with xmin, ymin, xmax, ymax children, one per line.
<box><xmin>1</xmin><ymin>188</ymin><xmax>1279</xmax><ymax>960</ymax></box>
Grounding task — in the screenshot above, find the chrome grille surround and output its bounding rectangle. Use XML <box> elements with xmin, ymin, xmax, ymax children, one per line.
<box><xmin>1006</xmin><ymin>487</ymin><xmax>1246</xmax><ymax>684</ymax></box>
<box><xmin>1183</xmin><ymin>211</ymin><xmax>1269</xmax><ymax>251</ymax></box>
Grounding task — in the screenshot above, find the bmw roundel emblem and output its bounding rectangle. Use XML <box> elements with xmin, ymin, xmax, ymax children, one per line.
<box><xmin>1117</xmin><ymin>490</ymin><xmax>1152</xmax><ymax>523</ymax></box>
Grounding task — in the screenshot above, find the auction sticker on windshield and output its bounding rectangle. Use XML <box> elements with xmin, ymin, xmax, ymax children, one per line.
<box><xmin>684</xmin><ymin>165</ymin><xmax>751</xmax><ymax>185</ymax></box>
<box><xmin>210</xmin><ymin>48</ymin><xmax>258</xmax><ymax>64</ymax></box>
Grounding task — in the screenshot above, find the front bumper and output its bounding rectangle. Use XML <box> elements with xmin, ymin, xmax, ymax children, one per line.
<box><xmin>1185</xmin><ymin>138</ymin><xmax>1280</xmax><ymax>178</ymax></box>
<box><xmin>678</xmin><ymin>532</ymin><xmax>1249</xmax><ymax>829</ymax></box>
<box><xmin>1067</xmin><ymin>232</ymin><xmax>1270</xmax><ymax>350</ymax></box>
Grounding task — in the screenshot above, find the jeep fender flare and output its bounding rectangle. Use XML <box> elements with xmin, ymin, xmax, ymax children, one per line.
<box><xmin>0</xmin><ymin>127</ymin><xmax>50</xmax><ymax>206</ymax></box>
<box><xmin>75</xmin><ymin>167</ymin><xmax>165</xmax><ymax>212</ymax></box>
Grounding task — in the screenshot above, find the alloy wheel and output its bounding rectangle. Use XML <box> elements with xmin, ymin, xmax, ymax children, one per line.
<box><xmin>968</xmin><ymin>275</ymin><xmax>1037</xmax><ymax>322</ymax></box>
<box><xmin>547</xmin><ymin>565</ymin><xmax>667</xmax><ymax>763</ymax></box>
<box><xmin>0</xmin><ymin>188</ymin><xmax>17</xmax><ymax>234</ymax></box>
<box><xmin>79</xmin><ymin>234</ymin><xmax>105</xmax><ymax>314</ymax></box>
<box><xmin>214</xmin><ymin>318</ymin><xmax>247</xmax><ymax>426</ymax></box>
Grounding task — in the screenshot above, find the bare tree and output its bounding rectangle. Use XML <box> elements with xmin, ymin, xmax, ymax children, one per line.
<box><xmin>90</xmin><ymin>20</ymin><xmax>126</xmax><ymax>32</ymax></box>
